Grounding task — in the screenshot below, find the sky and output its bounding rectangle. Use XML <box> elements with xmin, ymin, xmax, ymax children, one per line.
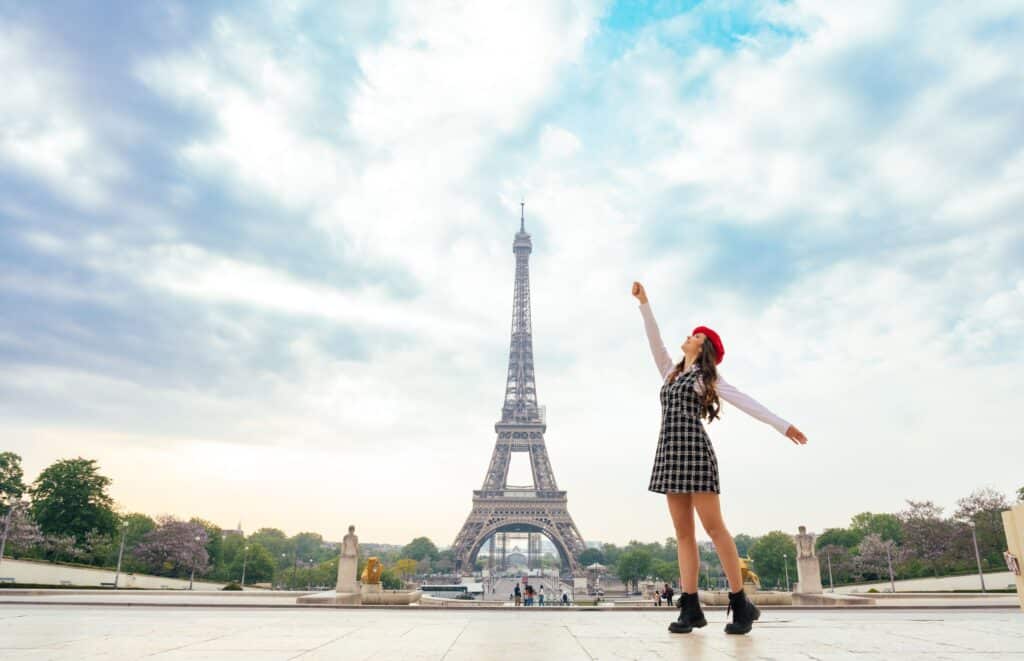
<box><xmin>2</xmin><ymin>0</ymin><xmax>1022</xmax><ymax>549</ymax></box>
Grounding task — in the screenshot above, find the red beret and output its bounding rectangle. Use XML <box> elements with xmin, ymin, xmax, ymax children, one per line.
<box><xmin>692</xmin><ymin>326</ymin><xmax>724</xmax><ymax>364</ymax></box>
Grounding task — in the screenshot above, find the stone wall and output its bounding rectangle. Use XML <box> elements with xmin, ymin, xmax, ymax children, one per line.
<box><xmin>0</xmin><ymin>557</ymin><xmax>227</xmax><ymax>590</ymax></box>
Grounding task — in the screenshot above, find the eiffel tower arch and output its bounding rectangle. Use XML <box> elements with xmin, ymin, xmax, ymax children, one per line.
<box><xmin>451</xmin><ymin>204</ymin><xmax>587</xmax><ymax>576</ymax></box>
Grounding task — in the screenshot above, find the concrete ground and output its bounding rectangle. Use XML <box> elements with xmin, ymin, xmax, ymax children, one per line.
<box><xmin>1</xmin><ymin>600</ymin><xmax>1021</xmax><ymax>660</ymax></box>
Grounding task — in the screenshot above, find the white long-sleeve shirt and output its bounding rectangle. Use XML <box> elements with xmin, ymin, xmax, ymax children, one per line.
<box><xmin>639</xmin><ymin>302</ymin><xmax>791</xmax><ymax>436</ymax></box>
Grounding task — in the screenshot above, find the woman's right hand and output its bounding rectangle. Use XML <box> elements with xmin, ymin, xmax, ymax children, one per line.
<box><xmin>632</xmin><ymin>281</ymin><xmax>648</xmax><ymax>304</ymax></box>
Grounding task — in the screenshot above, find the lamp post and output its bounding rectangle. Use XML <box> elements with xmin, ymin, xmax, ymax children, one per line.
<box><xmin>885</xmin><ymin>542</ymin><xmax>896</xmax><ymax>593</ymax></box>
<box><xmin>281</xmin><ymin>553</ymin><xmax>287</xmax><ymax>590</ymax></box>
<box><xmin>240</xmin><ymin>545</ymin><xmax>249</xmax><ymax>587</ymax></box>
<box><xmin>783</xmin><ymin>553</ymin><xmax>790</xmax><ymax>592</ymax></box>
<box><xmin>968</xmin><ymin>521</ymin><xmax>986</xmax><ymax>593</ymax></box>
<box><xmin>113</xmin><ymin>521</ymin><xmax>129</xmax><ymax>589</ymax></box>
<box><xmin>826</xmin><ymin>552</ymin><xmax>835</xmax><ymax>593</ymax></box>
<box><xmin>189</xmin><ymin>535</ymin><xmax>201</xmax><ymax>590</ymax></box>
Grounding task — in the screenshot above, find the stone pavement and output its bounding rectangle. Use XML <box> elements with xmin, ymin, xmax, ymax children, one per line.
<box><xmin>1</xmin><ymin>604</ymin><xmax>1021</xmax><ymax>660</ymax></box>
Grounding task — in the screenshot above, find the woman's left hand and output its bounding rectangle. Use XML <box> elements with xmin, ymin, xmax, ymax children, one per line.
<box><xmin>785</xmin><ymin>425</ymin><xmax>807</xmax><ymax>445</ymax></box>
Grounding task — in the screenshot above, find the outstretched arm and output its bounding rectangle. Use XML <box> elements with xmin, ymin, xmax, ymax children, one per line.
<box><xmin>632</xmin><ymin>281</ymin><xmax>674</xmax><ymax>381</ymax></box>
<box><xmin>717</xmin><ymin>375</ymin><xmax>807</xmax><ymax>444</ymax></box>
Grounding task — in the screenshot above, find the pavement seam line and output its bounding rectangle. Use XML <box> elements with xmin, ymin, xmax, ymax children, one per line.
<box><xmin>439</xmin><ymin>618</ymin><xmax>471</xmax><ymax>661</ymax></box>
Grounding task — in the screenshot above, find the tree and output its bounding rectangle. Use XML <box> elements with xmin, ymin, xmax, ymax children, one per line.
<box><xmin>121</xmin><ymin>513</ymin><xmax>157</xmax><ymax>573</ymax></box>
<box><xmin>380</xmin><ymin>567</ymin><xmax>403</xmax><ymax>589</ymax></box>
<box><xmin>954</xmin><ymin>487</ymin><xmax>1011</xmax><ymax>568</ymax></box>
<box><xmin>855</xmin><ymin>534</ymin><xmax>903</xmax><ymax>583</ymax></box>
<box><xmin>291</xmin><ymin>532</ymin><xmax>329</xmax><ymax>564</ymax></box>
<box><xmin>401</xmin><ymin>537</ymin><xmax>439</xmax><ymax>562</ymax></box>
<box><xmin>0</xmin><ymin>452</ymin><xmax>26</xmax><ymax>515</ymax></box>
<box><xmin>133</xmin><ymin>516</ymin><xmax>209</xmax><ymax>577</ymax></box>
<box><xmin>191</xmin><ymin>518</ymin><xmax>224</xmax><ymax>576</ymax></box>
<box><xmin>1017</xmin><ymin>486</ymin><xmax>1023</xmax><ymax>502</ymax></box>
<box><xmin>816</xmin><ymin>527</ymin><xmax>862</xmax><ymax>550</ymax></box>
<box><xmin>230</xmin><ymin>542</ymin><xmax>274</xmax><ymax>583</ymax></box>
<box><xmin>615</xmin><ymin>547</ymin><xmax>652</xmax><ymax>592</ymax></box>
<box><xmin>733</xmin><ymin>534</ymin><xmax>756</xmax><ymax>558</ymax></box>
<box><xmin>395</xmin><ymin>558</ymin><xmax>418</xmax><ymax>579</ymax></box>
<box><xmin>29</xmin><ymin>458</ymin><xmax>117</xmax><ymax>542</ymax></box>
<box><xmin>650</xmin><ymin>558</ymin><xmax>679</xmax><ymax>584</ymax></box>
<box><xmin>578</xmin><ymin>547</ymin><xmax>604</xmax><ymax>566</ymax></box>
<box><xmin>433</xmin><ymin>548</ymin><xmax>455</xmax><ymax>573</ymax></box>
<box><xmin>249</xmin><ymin>528</ymin><xmax>290</xmax><ymax>566</ymax></box>
<box><xmin>601</xmin><ymin>543</ymin><xmax>622</xmax><ymax>567</ymax></box>
<box><xmin>1</xmin><ymin>501</ymin><xmax>43</xmax><ymax>557</ymax></box>
<box><xmin>849</xmin><ymin>512</ymin><xmax>903</xmax><ymax>543</ymax></box>
<box><xmin>749</xmin><ymin>531</ymin><xmax>797</xmax><ymax>589</ymax></box>
<box><xmin>817</xmin><ymin>544</ymin><xmax>856</xmax><ymax>586</ymax></box>
<box><xmin>898</xmin><ymin>500</ymin><xmax>957</xmax><ymax>576</ymax></box>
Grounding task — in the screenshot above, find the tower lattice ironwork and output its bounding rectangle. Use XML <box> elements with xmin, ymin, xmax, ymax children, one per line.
<box><xmin>451</xmin><ymin>204</ymin><xmax>587</xmax><ymax>576</ymax></box>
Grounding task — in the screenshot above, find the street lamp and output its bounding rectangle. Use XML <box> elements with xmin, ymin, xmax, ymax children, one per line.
<box><xmin>114</xmin><ymin>521</ymin><xmax>129</xmax><ymax>589</ymax></box>
<box><xmin>968</xmin><ymin>521</ymin><xmax>986</xmax><ymax>593</ymax></box>
<box><xmin>189</xmin><ymin>535</ymin><xmax>201</xmax><ymax>590</ymax></box>
<box><xmin>782</xmin><ymin>553</ymin><xmax>790</xmax><ymax>592</ymax></box>
<box><xmin>826</xmin><ymin>552</ymin><xmax>835</xmax><ymax>593</ymax></box>
<box><xmin>240</xmin><ymin>545</ymin><xmax>249</xmax><ymax>587</ymax></box>
<box><xmin>884</xmin><ymin>542</ymin><xmax>896</xmax><ymax>593</ymax></box>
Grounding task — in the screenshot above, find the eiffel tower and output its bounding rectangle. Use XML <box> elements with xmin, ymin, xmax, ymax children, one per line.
<box><xmin>451</xmin><ymin>204</ymin><xmax>587</xmax><ymax>576</ymax></box>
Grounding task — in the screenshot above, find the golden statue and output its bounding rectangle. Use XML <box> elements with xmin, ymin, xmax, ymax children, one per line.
<box><xmin>739</xmin><ymin>557</ymin><xmax>760</xmax><ymax>588</ymax></box>
<box><xmin>361</xmin><ymin>556</ymin><xmax>383</xmax><ymax>584</ymax></box>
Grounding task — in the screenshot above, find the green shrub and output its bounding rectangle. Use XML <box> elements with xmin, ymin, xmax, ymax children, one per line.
<box><xmin>222</xmin><ymin>582</ymin><xmax>242</xmax><ymax>591</ymax></box>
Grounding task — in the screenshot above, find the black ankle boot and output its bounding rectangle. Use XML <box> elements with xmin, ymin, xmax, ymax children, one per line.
<box><xmin>668</xmin><ymin>592</ymin><xmax>707</xmax><ymax>633</ymax></box>
<box><xmin>724</xmin><ymin>589</ymin><xmax>761</xmax><ymax>635</ymax></box>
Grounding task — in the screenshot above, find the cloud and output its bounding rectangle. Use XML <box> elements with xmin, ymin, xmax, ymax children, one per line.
<box><xmin>0</xmin><ymin>26</ymin><xmax>122</xmax><ymax>208</ymax></box>
<box><xmin>2</xmin><ymin>1</ymin><xmax>1022</xmax><ymax>546</ymax></box>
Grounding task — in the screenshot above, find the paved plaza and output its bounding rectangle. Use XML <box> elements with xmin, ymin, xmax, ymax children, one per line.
<box><xmin>1</xmin><ymin>602</ymin><xmax>1021</xmax><ymax>660</ymax></box>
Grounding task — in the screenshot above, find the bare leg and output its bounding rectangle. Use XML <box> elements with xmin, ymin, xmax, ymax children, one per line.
<box><xmin>666</xmin><ymin>493</ymin><xmax>699</xmax><ymax>593</ymax></box>
<box><xmin>692</xmin><ymin>493</ymin><xmax>742</xmax><ymax>593</ymax></box>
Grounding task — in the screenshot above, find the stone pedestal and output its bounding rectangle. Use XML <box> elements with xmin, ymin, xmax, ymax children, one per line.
<box><xmin>1002</xmin><ymin>504</ymin><xmax>1024</xmax><ymax>611</ymax></box>
<box><xmin>795</xmin><ymin>557</ymin><xmax>823</xmax><ymax>594</ymax></box>
<box><xmin>337</xmin><ymin>555</ymin><xmax>358</xmax><ymax>594</ymax></box>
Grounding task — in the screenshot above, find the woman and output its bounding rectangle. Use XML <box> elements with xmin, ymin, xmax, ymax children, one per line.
<box><xmin>631</xmin><ymin>281</ymin><xmax>807</xmax><ymax>635</ymax></box>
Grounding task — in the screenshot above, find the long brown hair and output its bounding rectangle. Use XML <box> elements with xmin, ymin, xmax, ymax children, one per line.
<box><xmin>666</xmin><ymin>340</ymin><xmax>721</xmax><ymax>423</ymax></box>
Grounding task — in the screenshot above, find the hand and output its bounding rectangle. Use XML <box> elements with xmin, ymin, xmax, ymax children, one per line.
<box><xmin>632</xmin><ymin>281</ymin><xmax>648</xmax><ymax>304</ymax></box>
<box><xmin>785</xmin><ymin>425</ymin><xmax>807</xmax><ymax>445</ymax></box>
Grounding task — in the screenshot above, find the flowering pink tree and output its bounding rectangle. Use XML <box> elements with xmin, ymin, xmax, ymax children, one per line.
<box><xmin>1</xmin><ymin>502</ymin><xmax>44</xmax><ymax>558</ymax></box>
<box><xmin>133</xmin><ymin>516</ymin><xmax>209</xmax><ymax>577</ymax></box>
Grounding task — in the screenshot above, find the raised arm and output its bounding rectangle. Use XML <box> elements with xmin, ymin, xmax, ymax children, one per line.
<box><xmin>716</xmin><ymin>374</ymin><xmax>791</xmax><ymax>436</ymax></box>
<box><xmin>632</xmin><ymin>282</ymin><xmax>674</xmax><ymax>381</ymax></box>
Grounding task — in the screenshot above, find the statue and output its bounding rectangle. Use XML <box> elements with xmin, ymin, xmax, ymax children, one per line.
<box><xmin>336</xmin><ymin>525</ymin><xmax>359</xmax><ymax>594</ymax></box>
<box><xmin>342</xmin><ymin>525</ymin><xmax>359</xmax><ymax>557</ymax></box>
<box><xmin>739</xmin><ymin>557</ymin><xmax>761</xmax><ymax>589</ymax></box>
<box><xmin>361</xmin><ymin>557</ymin><xmax>383</xmax><ymax>584</ymax></box>
<box><xmin>792</xmin><ymin>524</ymin><xmax>823</xmax><ymax>594</ymax></box>
<box><xmin>796</xmin><ymin>525</ymin><xmax>816</xmax><ymax>558</ymax></box>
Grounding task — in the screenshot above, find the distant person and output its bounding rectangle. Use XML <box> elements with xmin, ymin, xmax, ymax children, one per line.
<box><xmin>654</xmin><ymin>590</ymin><xmax>662</xmax><ymax>607</ymax></box>
<box><xmin>561</xmin><ymin>589</ymin><xmax>569</xmax><ymax>606</ymax></box>
<box><xmin>663</xmin><ymin>583</ymin><xmax>674</xmax><ymax>607</ymax></box>
<box><xmin>539</xmin><ymin>584</ymin><xmax>545</xmax><ymax>606</ymax></box>
<box><xmin>514</xmin><ymin>583</ymin><xmax>522</xmax><ymax>607</ymax></box>
<box><xmin>632</xmin><ymin>281</ymin><xmax>807</xmax><ymax>635</ymax></box>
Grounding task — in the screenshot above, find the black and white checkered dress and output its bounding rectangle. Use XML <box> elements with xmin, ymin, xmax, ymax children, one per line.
<box><xmin>648</xmin><ymin>366</ymin><xmax>720</xmax><ymax>494</ymax></box>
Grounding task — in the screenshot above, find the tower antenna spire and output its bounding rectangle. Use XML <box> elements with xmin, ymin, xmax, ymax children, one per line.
<box><xmin>520</xmin><ymin>200</ymin><xmax>525</xmax><ymax>232</ymax></box>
